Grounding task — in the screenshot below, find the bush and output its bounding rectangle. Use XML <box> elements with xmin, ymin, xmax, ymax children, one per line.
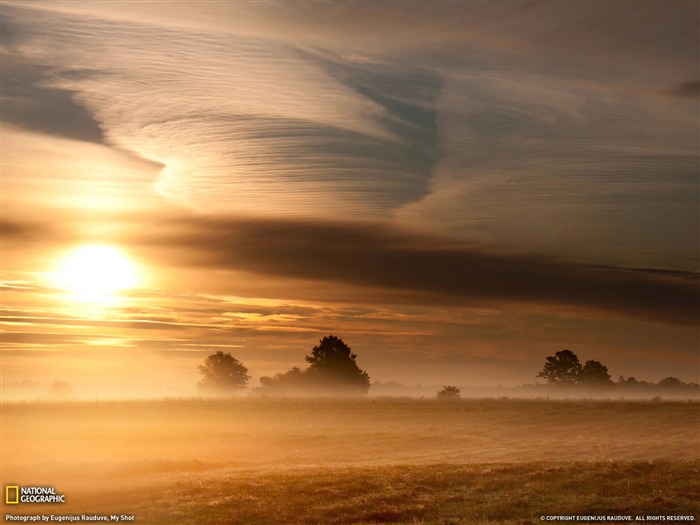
<box><xmin>437</xmin><ymin>385</ymin><xmax>461</xmax><ymax>400</ymax></box>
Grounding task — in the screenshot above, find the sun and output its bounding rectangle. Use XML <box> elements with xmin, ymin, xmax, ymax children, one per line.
<box><xmin>51</xmin><ymin>244</ymin><xmax>142</xmax><ymax>300</ymax></box>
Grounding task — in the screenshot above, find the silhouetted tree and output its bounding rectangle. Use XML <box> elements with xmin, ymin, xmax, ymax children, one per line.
<box><xmin>654</xmin><ymin>377</ymin><xmax>700</xmax><ymax>396</ymax></box>
<box><xmin>537</xmin><ymin>349</ymin><xmax>582</xmax><ymax>385</ymax></box>
<box><xmin>198</xmin><ymin>351</ymin><xmax>249</xmax><ymax>394</ymax></box>
<box><xmin>657</xmin><ymin>377</ymin><xmax>684</xmax><ymax>389</ymax></box>
<box><xmin>259</xmin><ymin>367</ymin><xmax>306</xmax><ymax>390</ymax></box>
<box><xmin>260</xmin><ymin>336</ymin><xmax>370</xmax><ymax>395</ymax></box>
<box><xmin>579</xmin><ymin>360</ymin><xmax>613</xmax><ymax>387</ymax></box>
<box><xmin>618</xmin><ymin>376</ymin><xmax>654</xmax><ymax>389</ymax></box>
<box><xmin>437</xmin><ymin>385</ymin><xmax>461</xmax><ymax>400</ymax></box>
<box><xmin>305</xmin><ymin>335</ymin><xmax>370</xmax><ymax>394</ymax></box>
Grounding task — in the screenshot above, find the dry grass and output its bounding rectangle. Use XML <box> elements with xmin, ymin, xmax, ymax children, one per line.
<box><xmin>2</xmin><ymin>398</ymin><xmax>698</xmax><ymax>524</ymax></box>
<box><xmin>4</xmin><ymin>462</ymin><xmax>699</xmax><ymax>524</ymax></box>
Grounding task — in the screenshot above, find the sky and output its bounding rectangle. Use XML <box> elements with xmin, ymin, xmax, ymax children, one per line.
<box><xmin>1</xmin><ymin>0</ymin><xmax>698</xmax><ymax>397</ymax></box>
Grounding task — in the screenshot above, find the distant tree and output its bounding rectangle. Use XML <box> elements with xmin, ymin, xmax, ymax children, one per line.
<box><xmin>624</xmin><ymin>376</ymin><xmax>655</xmax><ymax>388</ymax></box>
<box><xmin>258</xmin><ymin>336</ymin><xmax>371</xmax><ymax>395</ymax></box>
<box><xmin>579</xmin><ymin>360</ymin><xmax>613</xmax><ymax>387</ymax></box>
<box><xmin>437</xmin><ymin>385</ymin><xmax>461</xmax><ymax>400</ymax></box>
<box><xmin>655</xmin><ymin>377</ymin><xmax>700</xmax><ymax>397</ymax></box>
<box><xmin>536</xmin><ymin>350</ymin><xmax>582</xmax><ymax>385</ymax></box>
<box><xmin>198</xmin><ymin>351</ymin><xmax>250</xmax><ymax>394</ymax></box>
<box><xmin>259</xmin><ymin>367</ymin><xmax>306</xmax><ymax>390</ymax></box>
<box><xmin>657</xmin><ymin>377</ymin><xmax>684</xmax><ymax>389</ymax></box>
<box><xmin>618</xmin><ymin>376</ymin><xmax>642</xmax><ymax>389</ymax></box>
<box><xmin>47</xmin><ymin>380</ymin><xmax>73</xmax><ymax>399</ymax></box>
<box><xmin>305</xmin><ymin>335</ymin><xmax>370</xmax><ymax>394</ymax></box>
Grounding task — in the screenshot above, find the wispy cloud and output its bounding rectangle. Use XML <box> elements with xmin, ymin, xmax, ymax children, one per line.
<box><xmin>1</xmin><ymin>53</ymin><xmax>106</xmax><ymax>143</ymax></box>
<box><xmin>2</xmin><ymin>1</ymin><xmax>696</xmax><ymax>255</ymax></box>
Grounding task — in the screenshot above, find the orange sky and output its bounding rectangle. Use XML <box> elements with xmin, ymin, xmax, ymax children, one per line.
<box><xmin>1</xmin><ymin>1</ymin><xmax>698</xmax><ymax>397</ymax></box>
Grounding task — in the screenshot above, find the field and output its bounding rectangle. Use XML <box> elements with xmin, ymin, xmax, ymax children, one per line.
<box><xmin>2</xmin><ymin>398</ymin><xmax>699</xmax><ymax>524</ymax></box>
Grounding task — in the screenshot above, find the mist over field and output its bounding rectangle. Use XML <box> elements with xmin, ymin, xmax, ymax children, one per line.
<box><xmin>3</xmin><ymin>382</ymin><xmax>699</xmax><ymax>402</ymax></box>
<box><xmin>6</xmin><ymin>398</ymin><xmax>699</xmax><ymax>471</ymax></box>
<box><xmin>2</xmin><ymin>398</ymin><xmax>698</xmax><ymax>524</ymax></box>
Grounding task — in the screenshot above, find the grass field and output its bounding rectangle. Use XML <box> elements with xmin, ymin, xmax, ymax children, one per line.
<box><xmin>2</xmin><ymin>398</ymin><xmax>698</xmax><ymax>524</ymax></box>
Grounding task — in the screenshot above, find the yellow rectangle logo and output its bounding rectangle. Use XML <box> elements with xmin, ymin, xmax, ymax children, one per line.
<box><xmin>5</xmin><ymin>485</ymin><xmax>19</xmax><ymax>505</ymax></box>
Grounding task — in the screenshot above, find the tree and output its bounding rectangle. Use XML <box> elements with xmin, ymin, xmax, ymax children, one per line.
<box><xmin>579</xmin><ymin>360</ymin><xmax>613</xmax><ymax>387</ymax></box>
<box><xmin>536</xmin><ymin>349</ymin><xmax>582</xmax><ymax>385</ymax></box>
<box><xmin>655</xmin><ymin>377</ymin><xmax>699</xmax><ymax>396</ymax></box>
<box><xmin>259</xmin><ymin>367</ymin><xmax>306</xmax><ymax>390</ymax></box>
<box><xmin>47</xmin><ymin>380</ymin><xmax>73</xmax><ymax>399</ymax></box>
<box><xmin>657</xmin><ymin>377</ymin><xmax>684</xmax><ymax>389</ymax></box>
<box><xmin>258</xmin><ymin>336</ymin><xmax>371</xmax><ymax>395</ymax></box>
<box><xmin>305</xmin><ymin>335</ymin><xmax>371</xmax><ymax>394</ymax></box>
<box><xmin>198</xmin><ymin>351</ymin><xmax>250</xmax><ymax>394</ymax></box>
<box><xmin>437</xmin><ymin>385</ymin><xmax>461</xmax><ymax>400</ymax></box>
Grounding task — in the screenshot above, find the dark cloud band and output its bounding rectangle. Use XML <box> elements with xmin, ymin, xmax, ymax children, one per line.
<box><xmin>140</xmin><ymin>215</ymin><xmax>700</xmax><ymax>326</ymax></box>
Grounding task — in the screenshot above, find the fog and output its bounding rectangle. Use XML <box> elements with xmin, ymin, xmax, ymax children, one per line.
<box><xmin>2</xmin><ymin>396</ymin><xmax>697</xmax><ymax>522</ymax></box>
<box><xmin>3</xmin><ymin>380</ymin><xmax>699</xmax><ymax>402</ymax></box>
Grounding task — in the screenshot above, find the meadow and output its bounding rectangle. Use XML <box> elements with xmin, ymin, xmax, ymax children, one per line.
<box><xmin>2</xmin><ymin>398</ymin><xmax>698</xmax><ymax>524</ymax></box>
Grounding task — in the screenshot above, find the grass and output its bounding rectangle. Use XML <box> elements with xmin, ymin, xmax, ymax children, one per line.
<box><xmin>4</xmin><ymin>462</ymin><xmax>699</xmax><ymax>524</ymax></box>
<box><xmin>2</xmin><ymin>398</ymin><xmax>698</xmax><ymax>524</ymax></box>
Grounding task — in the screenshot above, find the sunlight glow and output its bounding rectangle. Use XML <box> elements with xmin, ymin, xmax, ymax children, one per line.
<box><xmin>51</xmin><ymin>245</ymin><xmax>142</xmax><ymax>301</ymax></box>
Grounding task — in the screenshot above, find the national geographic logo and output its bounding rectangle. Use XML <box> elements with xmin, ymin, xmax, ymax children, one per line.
<box><xmin>5</xmin><ymin>486</ymin><xmax>66</xmax><ymax>504</ymax></box>
<box><xmin>5</xmin><ymin>486</ymin><xmax>19</xmax><ymax>505</ymax></box>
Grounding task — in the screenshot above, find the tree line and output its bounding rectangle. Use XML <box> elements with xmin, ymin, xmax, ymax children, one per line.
<box><xmin>536</xmin><ymin>349</ymin><xmax>698</xmax><ymax>393</ymax></box>
<box><xmin>198</xmin><ymin>335</ymin><xmax>370</xmax><ymax>396</ymax></box>
<box><xmin>536</xmin><ymin>349</ymin><xmax>613</xmax><ymax>386</ymax></box>
<box><xmin>197</xmin><ymin>340</ymin><xmax>697</xmax><ymax>397</ymax></box>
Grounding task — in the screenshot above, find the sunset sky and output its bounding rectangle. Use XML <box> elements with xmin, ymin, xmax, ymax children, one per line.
<box><xmin>1</xmin><ymin>1</ymin><xmax>698</xmax><ymax>397</ymax></box>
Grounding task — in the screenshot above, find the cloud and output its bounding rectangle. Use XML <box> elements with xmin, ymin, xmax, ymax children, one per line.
<box><xmin>394</xmin><ymin>64</ymin><xmax>699</xmax><ymax>268</ymax></box>
<box><xmin>669</xmin><ymin>80</ymin><xmax>700</xmax><ymax>98</ymax></box>
<box><xmin>1</xmin><ymin>218</ymin><xmax>58</xmax><ymax>242</ymax></box>
<box><xmin>1</xmin><ymin>53</ymin><xmax>106</xmax><ymax>144</ymax></box>
<box><xmin>133</xmin><ymin>214</ymin><xmax>699</xmax><ymax>326</ymax></box>
<box><xmin>3</xmin><ymin>2</ymin><xmax>440</xmax><ymax>215</ymax></box>
<box><xmin>4</xmin><ymin>211</ymin><xmax>695</xmax><ymax>325</ymax></box>
<box><xmin>2</xmin><ymin>1</ymin><xmax>696</xmax><ymax>234</ymax></box>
